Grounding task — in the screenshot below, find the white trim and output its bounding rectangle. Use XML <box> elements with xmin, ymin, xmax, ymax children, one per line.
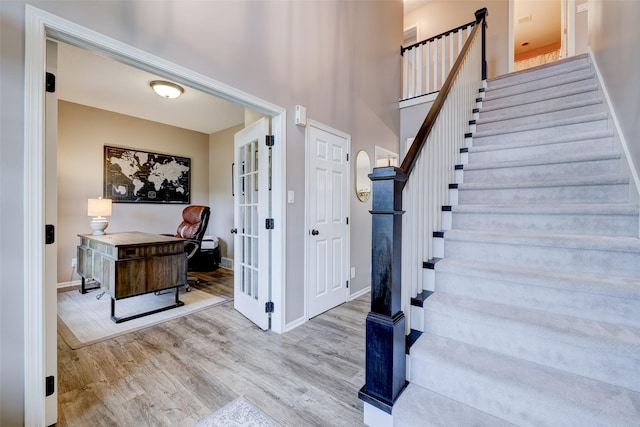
<box><xmin>304</xmin><ymin>119</ymin><xmax>351</xmax><ymax>322</ymax></box>
<box><xmin>24</xmin><ymin>6</ymin><xmax>287</xmax><ymax>423</ymax></box>
<box><xmin>56</xmin><ymin>280</ymin><xmax>82</xmax><ymax>290</ymax></box>
<box><xmin>589</xmin><ymin>48</ymin><xmax>640</xmax><ymax>223</ymax></box>
<box><xmin>283</xmin><ymin>316</ymin><xmax>307</xmax><ymax>332</ymax></box>
<box><xmin>348</xmin><ymin>286</ymin><xmax>370</xmax><ymax>301</ymax></box>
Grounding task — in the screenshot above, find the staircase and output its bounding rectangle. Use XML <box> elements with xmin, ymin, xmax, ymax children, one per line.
<box><xmin>394</xmin><ymin>55</ymin><xmax>640</xmax><ymax>426</ymax></box>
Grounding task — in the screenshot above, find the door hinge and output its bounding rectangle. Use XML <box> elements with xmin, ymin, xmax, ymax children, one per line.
<box><xmin>45</xmin><ymin>224</ymin><xmax>55</xmax><ymax>244</ymax></box>
<box><xmin>265</xmin><ymin>301</ymin><xmax>274</xmax><ymax>313</ymax></box>
<box><xmin>45</xmin><ymin>376</ymin><xmax>55</xmax><ymax>397</ymax></box>
<box><xmin>266</xmin><ymin>135</ymin><xmax>275</xmax><ymax>146</ymax></box>
<box><xmin>46</xmin><ymin>72</ymin><xmax>55</xmax><ymax>93</ymax></box>
<box><xmin>265</xmin><ymin>218</ymin><xmax>275</xmax><ymax>230</ymax></box>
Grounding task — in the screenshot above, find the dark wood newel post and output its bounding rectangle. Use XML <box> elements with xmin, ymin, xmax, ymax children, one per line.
<box><xmin>475</xmin><ymin>7</ymin><xmax>488</xmax><ymax>80</ymax></box>
<box><xmin>358</xmin><ymin>166</ymin><xmax>408</xmax><ymax>414</ymax></box>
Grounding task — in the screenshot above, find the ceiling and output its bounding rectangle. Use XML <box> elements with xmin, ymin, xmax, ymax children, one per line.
<box><xmin>57</xmin><ymin>42</ymin><xmax>245</xmax><ymax>135</ymax></box>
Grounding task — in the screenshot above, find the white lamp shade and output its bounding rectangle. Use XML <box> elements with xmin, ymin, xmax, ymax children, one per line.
<box><xmin>87</xmin><ymin>198</ymin><xmax>112</xmax><ymax>217</ymax></box>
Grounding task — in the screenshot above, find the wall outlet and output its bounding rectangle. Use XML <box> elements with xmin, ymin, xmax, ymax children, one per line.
<box><xmin>71</xmin><ymin>258</ymin><xmax>77</xmax><ymax>268</ymax></box>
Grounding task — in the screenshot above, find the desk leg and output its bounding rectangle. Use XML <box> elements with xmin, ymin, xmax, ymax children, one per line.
<box><xmin>110</xmin><ymin>286</ymin><xmax>185</xmax><ymax>323</ymax></box>
<box><xmin>80</xmin><ymin>277</ymin><xmax>101</xmax><ymax>294</ymax></box>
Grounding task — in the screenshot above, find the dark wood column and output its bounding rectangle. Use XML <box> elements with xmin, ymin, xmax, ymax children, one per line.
<box><xmin>358</xmin><ymin>166</ymin><xmax>408</xmax><ymax>414</ymax></box>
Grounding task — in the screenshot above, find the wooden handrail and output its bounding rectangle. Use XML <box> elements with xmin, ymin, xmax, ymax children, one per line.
<box><xmin>400</xmin><ymin>7</ymin><xmax>487</xmax><ymax>179</ymax></box>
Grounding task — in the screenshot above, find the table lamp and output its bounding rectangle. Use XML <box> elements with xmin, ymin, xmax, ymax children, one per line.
<box><xmin>87</xmin><ymin>197</ymin><xmax>112</xmax><ymax>235</ymax></box>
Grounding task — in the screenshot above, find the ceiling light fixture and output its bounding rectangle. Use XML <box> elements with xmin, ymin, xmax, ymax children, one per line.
<box><xmin>150</xmin><ymin>80</ymin><xmax>184</xmax><ymax>99</ymax></box>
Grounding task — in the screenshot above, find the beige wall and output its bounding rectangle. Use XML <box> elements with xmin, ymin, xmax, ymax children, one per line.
<box><xmin>589</xmin><ymin>0</ymin><xmax>640</xmax><ymax>186</ymax></box>
<box><xmin>1</xmin><ymin>2</ymin><xmax>402</xmax><ymax>422</ymax></box>
<box><xmin>404</xmin><ymin>0</ymin><xmax>510</xmax><ymax>78</ymax></box>
<box><xmin>208</xmin><ymin>124</ymin><xmax>243</xmax><ymax>261</ymax></box>
<box><xmin>57</xmin><ymin>101</ymin><xmax>210</xmax><ymax>283</ymax></box>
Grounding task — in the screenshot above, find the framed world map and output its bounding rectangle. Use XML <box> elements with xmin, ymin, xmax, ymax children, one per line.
<box><xmin>103</xmin><ymin>145</ymin><xmax>191</xmax><ymax>204</ymax></box>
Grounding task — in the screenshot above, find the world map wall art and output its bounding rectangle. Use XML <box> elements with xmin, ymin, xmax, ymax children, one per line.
<box><xmin>103</xmin><ymin>145</ymin><xmax>191</xmax><ymax>204</ymax></box>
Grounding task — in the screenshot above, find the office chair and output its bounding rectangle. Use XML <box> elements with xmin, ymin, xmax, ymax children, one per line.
<box><xmin>172</xmin><ymin>205</ymin><xmax>211</xmax><ymax>291</ymax></box>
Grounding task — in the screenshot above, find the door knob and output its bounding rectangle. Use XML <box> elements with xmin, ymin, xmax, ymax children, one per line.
<box><xmin>311</xmin><ymin>229</ymin><xmax>319</xmax><ymax>236</ymax></box>
<box><xmin>230</xmin><ymin>228</ymin><xmax>238</xmax><ymax>234</ymax></box>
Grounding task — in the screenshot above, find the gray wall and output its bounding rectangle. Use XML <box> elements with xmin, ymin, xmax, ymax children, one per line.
<box><xmin>0</xmin><ymin>1</ymin><xmax>402</xmax><ymax>424</ymax></box>
<box><xmin>589</xmin><ymin>0</ymin><xmax>640</xmax><ymax>181</ymax></box>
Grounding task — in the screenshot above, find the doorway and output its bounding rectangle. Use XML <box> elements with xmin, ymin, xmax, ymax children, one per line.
<box><xmin>305</xmin><ymin>120</ymin><xmax>350</xmax><ymax>319</ymax></box>
<box><xmin>24</xmin><ymin>5</ymin><xmax>286</xmax><ymax>424</ymax></box>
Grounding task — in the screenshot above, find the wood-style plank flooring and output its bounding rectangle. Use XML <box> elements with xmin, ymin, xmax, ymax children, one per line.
<box><xmin>57</xmin><ymin>269</ymin><xmax>368</xmax><ymax>426</ymax></box>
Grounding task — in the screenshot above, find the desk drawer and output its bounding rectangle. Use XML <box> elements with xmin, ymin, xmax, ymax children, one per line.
<box><xmin>117</xmin><ymin>242</ymin><xmax>184</xmax><ymax>260</ymax></box>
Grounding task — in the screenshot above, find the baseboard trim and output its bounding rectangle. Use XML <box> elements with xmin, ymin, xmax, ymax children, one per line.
<box><xmin>349</xmin><ymin>286</ymin><xmax>370</xmax><ymax>301</ymax></box>
<box><xmin>57</xmin><ymin>280</ymin><xmax>82</xmax><ymax>290</ymax></box>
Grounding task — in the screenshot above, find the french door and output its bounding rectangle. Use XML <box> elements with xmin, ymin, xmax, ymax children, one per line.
<box><xmin>233</xmin><ymin>117</ymin><xmax>271</xmax><ymax>330</ymax></box>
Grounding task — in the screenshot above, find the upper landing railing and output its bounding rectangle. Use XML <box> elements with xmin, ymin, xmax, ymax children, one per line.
<box><xmin>359</xmin><ymin>8</ymin><xmax>487</xmax><ymax>415</ymax></box>
<box><xmin>402</xmin><ymin>18</ymin><xmax>478</xmax><ymax>101</ymax></box>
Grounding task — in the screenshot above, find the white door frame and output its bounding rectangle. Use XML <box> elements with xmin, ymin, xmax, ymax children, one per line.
<box><xmin>24</xmin><ymin>5</ymin><xmax>286</xmax><ymax>425</ymax></box>
<box><xmin>304</xmin><ymin>119</ymin><xmax>351</xmax><ymax>320</ymax></box>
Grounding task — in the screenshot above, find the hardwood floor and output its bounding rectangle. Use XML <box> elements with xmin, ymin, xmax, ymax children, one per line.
<box><xmin>57</xmin><ymin>269</ymin><xmax>368</xmax><ymax>426</ymax></box>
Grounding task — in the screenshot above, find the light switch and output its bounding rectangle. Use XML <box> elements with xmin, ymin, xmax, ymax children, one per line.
<box><xmin>287</xmin><ymin>190</ymin><xmax>295</xmax><ymax>204</ymax></box>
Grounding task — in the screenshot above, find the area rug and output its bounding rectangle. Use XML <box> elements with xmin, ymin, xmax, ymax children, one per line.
<box><xmin>195</xmin><ymin>396</ymin><xmax>281</xmax><ymax>427</ymax></box>
<box><xmin>58</xmin><ymin>287</ymin><xmax>230</xmax><ymax>349</ymax></box>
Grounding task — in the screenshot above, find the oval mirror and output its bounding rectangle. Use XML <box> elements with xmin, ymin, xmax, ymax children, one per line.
<box><xmin>355</xmin><ymin>150</ymin><xmax>372</xmax><ymax>202</ymax></box>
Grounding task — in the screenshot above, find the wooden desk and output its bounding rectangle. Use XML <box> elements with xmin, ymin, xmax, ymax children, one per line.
<box><xmin>77</xmin><ymin>232</ymin><xmax>188</xmax><ymax>323</ymax></box>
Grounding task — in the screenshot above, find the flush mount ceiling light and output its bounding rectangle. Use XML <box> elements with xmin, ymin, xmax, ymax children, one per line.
<box><xmin>150</xmin><ymin>80</ymin><xmax>184</xmax><ymax>99</ymax></box>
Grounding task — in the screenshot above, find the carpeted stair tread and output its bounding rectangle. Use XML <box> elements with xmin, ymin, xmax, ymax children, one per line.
<box><xmin>409</xmin><ymin>333</ymin><xmax>640</xmax><ymax>426</ymax></box>
<box><xmin>450</xmin><ymin>203</ymin><xmax>639</xmax><ymax>216</ymax></box>
<box><xmin>441</xmin><ymin>230</ymin><xmax>640</xmax><ymax>278</ymax></box>
<box><xmin>487</xmin><ymin>54</ymin><xmax>590</xmax><ymax>90</ymax></box>
<box><xmin>479</xmin><ymin>84</ymin><xmax>599</xmax><ymax>116</ymax></box>
<box><xmin>457</xmin><ymin>174</ymin><xmax>629</xmax><ymax>191</ymax></box>
<box><xmin>472</xmin><ymin>112</ymin><xmax>608</xmax><ymax>139</ymax></box>
<box><xmin>484</xmin><ymin>69</ymin><xmax>596</xmax><ymax>102</ymax></box>
<box><xmin>476</xmin><ymin>97</ymin><xmax>604</xmax><ymax>127</ymax></box>
<box><xmin>443</xmin><ymin>229</ymin><xmax>640</xmax><ymax>254</ymax></box>
<box><xmin>467</xmin><ymin>129</ymin><xmax>614</xmax><ymax>153</ymax></box>
<box><xmin>423</xmin><ymin>292</ymin><xmax>640</xmax><ymax>390</ymax></box>
<box><xmin>448</xmin><ymin>202</ymin><xmax>639</xmax><ymax>236</ymax></box>
<box><xmin>434</xmin><ymin>258</ymin><xmax>640</xmax><ymax>328</ymax></box>
<box><xmin>392</xmin><ymin>383</ymin><xmax>515</xmax><ymax>427</ymax></box>
<box><xmin>462</xmin><ymin>151</ymin><xmax>621</xmax><ymax>172</ymax></box>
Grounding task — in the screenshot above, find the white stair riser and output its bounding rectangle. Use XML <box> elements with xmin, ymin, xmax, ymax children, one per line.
<box><xmin>458</xmin><ymin>182</ymin><xmax>628</xmax><ymax>205</ymax></box>
<box><xmin>468</xmin><ymin>137</ymin><xmax>615</xmax><ymax>163</ymax></box>
<box><xmin>476</xmin><ymin>103</ymin><xmax>604</xmax><ymax>133</ymax></box>
<box><xmin>443</xmin><ymin>239</ymin><xmax>640</xmax><ymax>278</ymax></box>
<box><xmin>451</xmin><ymin>210</ymin><xmax>639</xmax><ymax>237</ymax></box>
<box><xmin>434</xmin><ymin>270</ymin><xmax>640</xmax><ymax>329</ymax></box>
<box><xmin>472</xmin><ymin>118</ymin><xmax>608</xmax><ymax>146</ymax></box>
<box><xmin>423</xmin><ymin>305</ymin><xmax>640</xmax><ymax>392</ymax></box>
<box><xmin>479</xmin><ymin>89</ymin><xmax>599</xmax><ymax>121</ymax></box>
<box><xmin>482</xmin><ymin>78</ymin><xmax>595</xmax><ymax>109</ymax></box>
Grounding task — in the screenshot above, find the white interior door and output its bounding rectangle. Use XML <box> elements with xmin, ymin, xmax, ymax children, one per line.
<box><xmin>306</xmin><ymin>122</ymin><xmax>350</xmax><ymax>319</ymax></box>
<box><xmin>45</xmin><ymin>39</ymin><xmax>59</xmax><ymax>425</ymax></box>
<box><xmin>233</xmin><ymin>117</ymin><xmax>271</xmax><ymax>330</ymax></box>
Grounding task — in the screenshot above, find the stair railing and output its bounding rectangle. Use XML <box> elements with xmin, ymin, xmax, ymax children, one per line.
<box><xmin>402</xmin><ymin>18</ymin><xmax>476</xmax><ymax>101</ymax></box>
<box><xmin>359</xmin><ymin>8</ymin><xmax>487</xmax><ymax>415</ymax></box>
